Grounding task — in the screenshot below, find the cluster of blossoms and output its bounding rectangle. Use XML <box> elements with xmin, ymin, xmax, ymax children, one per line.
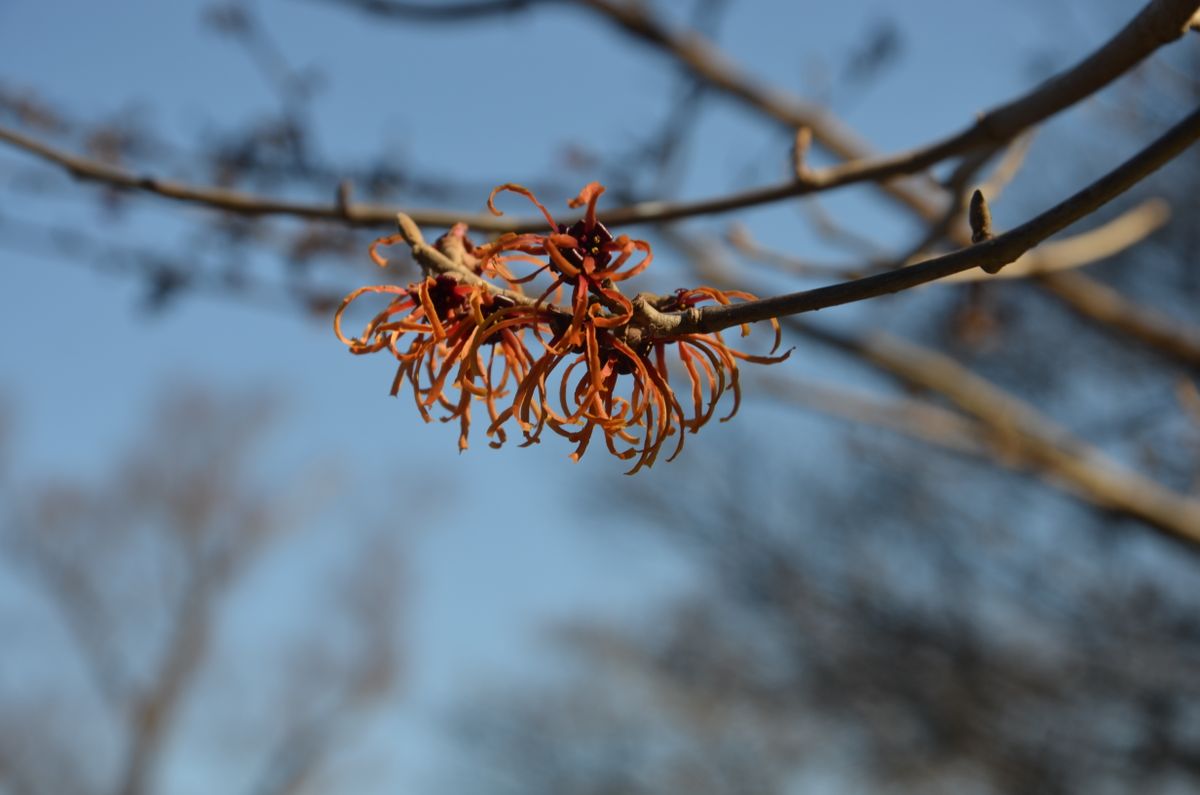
<box><xmin>334</xmin><ymin>182</ymin><xmax>787</xmax><ymax>473</ymax></box>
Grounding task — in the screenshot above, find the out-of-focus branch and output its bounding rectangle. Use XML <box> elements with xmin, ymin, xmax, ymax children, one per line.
<box><xmin>759</xmin><ymin>374</ymin><xmax>990</xmax><ymax>458</ymax></box>
<box><xmin>251</xmin><ymin>721</ymin><xmax>333</xmax><ymax>795</ymax></box>
<box><xmin>799</xmin><ymin>197</ymin><xmax>891</xmax><ymax>261</ymax></box>
<box><xmin>117</xmin><ymin>578</ymin><xmax>215</xmax><ymax>795</ymax></box>
<box><xmin>725</xmin><ymin>223</ymin><xmax>866</xmax><ymax>281</ymax></box>
<box><xmin>1037</xmin><ymin>270</ymin><xmax>1200</xmax><ymax>369</ymax></box>
<box><xmin>796</xmin><ymin>321</ymin><xmax>1200</xmax><ymax>547</ymax></box>
<box><xmin>0</xmin><ymin>211</ymin><xmax>344</xmax><ymax>315</ymax></box>
<box><xmin>248</xmin><ymin>540</ymin><xmax>403</xmax><ymax>795</ymax></box>
<box><xmin>19</xmin><ymin>545</ymin><xmax>131</xmax><ymax>709</ymax></box>
<box><xmin>977</xmin><ymin>133</ymin><xmax>1036</xmax><ymax>203</ymax></box>
<box><xmin>637</xmin><ymin>106</ymin><xmax>1200</xmax><ymax>335</ymax></box>
<box><xmin>1181</xmin><ymin>379</ymin><xmax>1200</xmax><ymax>424</ymax></box>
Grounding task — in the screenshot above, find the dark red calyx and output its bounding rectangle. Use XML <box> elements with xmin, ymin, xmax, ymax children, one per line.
<box><xmin>426</xmin><ymin>274</ymin><xmax>474</xmax><ymax>317</ymax></box>
<box><xmin>557</xmin><ymin>220</ymin><xmax>614</xmax><ymax>270</ymax></box>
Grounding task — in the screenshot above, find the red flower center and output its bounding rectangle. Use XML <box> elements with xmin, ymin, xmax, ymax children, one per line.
<box><xmin>426</xmin><ymin>273</ymin><xmax>474</xmax><ymax>318</ymax></box>
<box><xmin>557</xmin><ymin>220</ymin><xmax>614</xmax><ymax>271</ymax></box>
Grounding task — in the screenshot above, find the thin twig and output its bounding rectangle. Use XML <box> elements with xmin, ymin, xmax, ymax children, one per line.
<box><xmin>0</xmin><ymin>125</ymin><xmax>483</xmax><ymax>229</ymax></box>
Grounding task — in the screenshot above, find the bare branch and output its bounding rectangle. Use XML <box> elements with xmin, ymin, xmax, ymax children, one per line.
<box><xmin>393</xmin><ymin>212</ymin><xmax>568</xmax><ymax>317</ymax></box>
<box><xmin>1038</xmin><ymin>269</ymin><xmax>1200</xmax><ymax>369</ymax></box>
<box><xmin>725</xmin><ymin>222</ymin><xmax>866</xmax><ymax>281</ymax></box>
<box><xmin>760</xmin><ymin>374</ymin><xmax>990</xmax><ymax>458</ymax></box>
<box><xmin>576</xmin><ymin>0</ymin><xmax>1200</xmax><ymax>219</ymax></box>
<box><xmin>638</xmin><ymin>105</ymin><xmax>1200</xmax><ymax>336</ymax></box>
<box><xmin>571</xmin><ymin>0</ymin><xmax>1200</xmax><ymax>372</ymax></box>
<box><xmin>305</xmin><ymin>0</ymin><xmax>556</xmax><ymax>22</ymax></box>
<box><xmin>977</xmin><ymin>131</ymin><xmax>1036</xmax><ymax>202</ymax></box>
<box><xmin>116</xmin><ymin>581</ymin><xmax>214</xmax><ymax>795</ymax></box>
<box><xmin>673</xmin><ymin>217</ymin><xmax>1200</xmax><ymax>549</ymax></box>
<box><xmin>6</xmin><ymin>1</ymin><xmax>1195</xmax><ymax>236</ymax></box>
<box><xmin>0</xmin><ymin>124</ymin><xmax>485</xmax><ymax>229</ymax></box>
<box><xmin>796</xmin><ymin>322</ymin><xmax>1200</xmax><ymax>547</ymax></box>
<box><xmin>941</xmin><ymin>198</ymin><xmax>1171</xmax><ymax>282</ymax></box>
<box><xmin>742</xmin><ymin>198</ymin><xmax>1169</xmax><ymax>288</ymax></box>
<box><xmin>791</xmin><ymin>127</ymin><xmax>812</xmax><ymax>180</ymax></box>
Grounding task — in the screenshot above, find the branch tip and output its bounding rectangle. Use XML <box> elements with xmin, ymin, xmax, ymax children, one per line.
<box><xmin>969</xmin><ymin>190</ymin><xmax>1004</xmax><ymax>274</ymax></box>
<box><xmin>969</xmin><ymin>187</ymin><xmax>994</xmax><ymax>239</ymax></box>
<box><xmin>395</xmin><ymin>212</ymin><xmax>425</xmax><ymax>246</ymax></box>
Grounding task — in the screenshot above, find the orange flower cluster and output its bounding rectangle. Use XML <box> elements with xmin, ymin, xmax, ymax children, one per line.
<box><xmin>335</xmin><ymin>183</ymin><xmax>787</xmax><ymax>473</ymax></box>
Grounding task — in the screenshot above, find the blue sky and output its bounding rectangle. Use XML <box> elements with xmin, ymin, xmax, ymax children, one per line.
<box><xmin>0</xmin><ymin>0</ymin><xmax>1108</xmax><ymax>790</ymax></box>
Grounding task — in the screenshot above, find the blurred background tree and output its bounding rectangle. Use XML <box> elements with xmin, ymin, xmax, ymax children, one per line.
<box><xmin>0</xmin><ymin>392</ymin><xmax>405</xmax><ymax>795</ymax></box>
<box><xmin>1</xmin><ymin>1</ymin><xmax>1199</xmax><ymax>793</ymax></box>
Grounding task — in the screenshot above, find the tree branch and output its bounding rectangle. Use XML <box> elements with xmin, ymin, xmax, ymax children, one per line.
<box><xmin>576</xmin><ymin>0</ymin><xmax>1200</xmax><ymax>219</ymax></box>
<box><xmin>760</xmin><ymin>374</ymin><xmax>992</xmax><ymax>458</ymax></box>
<box><xmin>116</xmin><ymin>579</ymin><xmax>215</xmax><ymax>795</ymax></box>
<box><xmin>6</xmin><ymin>1</ymin><xmax>1195</xmax><ymax>234</ymax></box>
<box><xmin>669</xmin><ymin>216</ymin><xmax>1200</xmax><ymax>548</ymax></box>
<box><xmin>0</xmin><ymin>124</ymin><xmax>486</xmax><ymax>229</ymax></box>
<box><xmin>1037</xmin><ymin>270</ymin><xmax>1200</xmax><ymax>369</ymax></box>
<box><xmin>794</xmin><ymin>322</ymin><xmax>1200</xmax><ymax>548</ymax></box>
<box><xmin>305</xmin><ymin>0</ymin><xmax>556</xmax><ymax>22</ymax></box>
<box><xmin>637</xmin><ymin>105</ymin><xmax>1200</xmax><ymax>336</ymax></box>
<box><xmin>939</xmin><ymin>198</ymin><xmax>1170</xmax><ymax>282</ymax></box>
<box><xmin>574</xmin><ymin>0</ymin><xmax>1200</xmax><ymax>371</ymax></box>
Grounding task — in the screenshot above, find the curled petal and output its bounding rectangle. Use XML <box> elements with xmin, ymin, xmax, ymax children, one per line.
<box><xmin>487</xmin><ymin>183</ymin><xmax>558</xmax><ymax>229</ymax></box>
<box><xmin>567</xmin><ymin>181</ymin><xmax>606</xmax><ymax>228</ymax></box>
<box><xmin>369</xmin><ymin>233</ymin><xmax>406</xmax><ymax>268</ymax></box>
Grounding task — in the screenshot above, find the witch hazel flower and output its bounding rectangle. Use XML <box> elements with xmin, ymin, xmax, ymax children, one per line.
<box><xmin>335</xmin><ymin>182</ymin><xmax>788</xmax><ymax>473</ymax></box>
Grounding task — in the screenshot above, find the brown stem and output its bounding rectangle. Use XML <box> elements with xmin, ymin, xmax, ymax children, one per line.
<box><xmin>640</xmin><ymin>105</ymin><xmax>1200</xmax><ymax>336</ymax></box>
<box><xmin>5</xmin><ymin>0</ymin><xmax>1195</xmax><ymax>234</ymax></box>
<box><xmin>576</xmin><ymin>0</ymin><xmax>1200</xmax><ymax>221</ymax></box>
